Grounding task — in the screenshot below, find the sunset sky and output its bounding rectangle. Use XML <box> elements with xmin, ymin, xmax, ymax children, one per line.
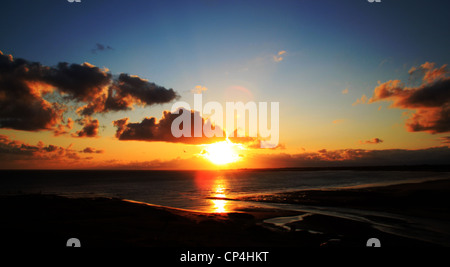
<box><xmin>1</xmin><ymin>0</ymin><xmax>449</xmax><ymax>169</ymax></box>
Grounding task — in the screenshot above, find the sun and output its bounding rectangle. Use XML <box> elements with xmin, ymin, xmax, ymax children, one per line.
<box><xmin>201</xmin><ymin>139</ymin><xmax>243</xmax><ymax>165</ymax></box>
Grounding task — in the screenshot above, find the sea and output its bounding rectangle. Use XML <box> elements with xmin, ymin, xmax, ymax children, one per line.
<box><xmin>0</xmin><ymin>168</ymin><xmax>448</xmax><ymax>212</ymax></box>
<box><xmin>2</xmin><ymin>168</ymin><xmax>450</xmax><ymax>245</ymax></box>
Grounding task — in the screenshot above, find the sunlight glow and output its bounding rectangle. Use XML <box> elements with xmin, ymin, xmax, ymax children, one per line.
<box><xmin>201</xmin><ymin>139</ymin><xmax>243</xmax><ymax>165</ymax></box>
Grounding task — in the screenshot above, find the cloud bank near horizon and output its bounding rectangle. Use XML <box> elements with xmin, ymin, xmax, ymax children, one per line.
<box><xmin>2</xmin><ymin>133</ymin><xmax>448</xmax><ymax>169</ymax></box>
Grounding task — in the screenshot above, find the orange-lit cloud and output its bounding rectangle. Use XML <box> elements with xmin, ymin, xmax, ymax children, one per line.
<box><xmin>73</xmin><ymin>118</ymin><xmax>100</xmax><ymax>138</ymax></box>
<box><xmin>439</xmin><ymin>136</ymin><xmax>450</xmax><ymax>144</ymax></box>
<box><xmin>84</xmin><ymin>146</ymin><xmax>450</xmax><ymax>170</ymax></box>
<box><xmin>243</xmin><ymin>146</ymin><xmax>450</xmax><ymax>168</ymax></box>
<box><xmin>53</xmin><ymin>118</ymin><xmax>74</xmax><ymax>137</ymax></box>
<box><xmin>352</xmin><ymin>94</ymin><xmax>368</xmax><ymax>106</ymax></box>
<box><xmin>273</xmin><ymin>50</ymin><xmax>286</xmax><ymax>62</ymax></box>
<box><xmin>0</xmin><ymin>51</ymin><xmax>178</xmax><ymax>135</ymax></box>
<box><xmin>0</xmin><ymin>134</ymin><xmax>102</xmax><ymax>165</ymax></box>
<box><xmin>113</xmin><ymin>108</ymin><xmax>282</xmax><ymax>148</ymax></box>
<box><xmin>113</xmin><ymin>109</ymin><xmax>226</xmax><ymax>144</ymax></box>
<box><xmin>190</xmin><ymin>85</ymin><xmax>208</xmax><ymax>94</ymax></box>
<box><xmin>360</xmin><ymin>62</ymin><xmax>450</xmax><ymax>134</ymax></box>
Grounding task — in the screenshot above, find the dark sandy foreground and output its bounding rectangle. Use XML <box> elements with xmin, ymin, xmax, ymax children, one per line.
<box><xmin>2</xmin><ymin>181</ymin><xmax>449</xmax><ymax>248</ymax></box>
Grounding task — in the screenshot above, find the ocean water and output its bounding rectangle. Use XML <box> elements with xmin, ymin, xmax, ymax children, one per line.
<box><xmin>0</xmin><ymin>169</ymin><xmax>448</xmax><ymax>212</ymax></box>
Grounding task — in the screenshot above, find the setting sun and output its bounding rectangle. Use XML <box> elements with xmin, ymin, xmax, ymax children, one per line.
<box><xmin>201</xmin><ymin>140</ymin><xmax>243</xmax><ymax>165</ymax></box>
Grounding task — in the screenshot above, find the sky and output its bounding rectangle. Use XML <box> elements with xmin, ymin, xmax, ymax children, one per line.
<box><xmin>0</xmin><ymin>0</ymin><xmax>449</xmax><ymax>169</ymax></box>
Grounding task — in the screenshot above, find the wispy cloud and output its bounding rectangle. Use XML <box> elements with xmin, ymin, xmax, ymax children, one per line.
<box><xmin>352</xmin><ymin>94</ymin><xmax>368</xmax><ymax>106</ymax></box>
<box><xmin>91</xmin><ymin>43</ymin><xmax>113</xmax><ymax>54</ymax></box>
<box><xmin>273</xmin><ymin>50</ymin><xmax>286</xmax><ymax>62</ymax></box>
<box><xmin>359</xmin><ymin>138</ymin><xmax>384</xmax><ymax>144</ymax></box>
<box><xmin>190</xmin><ymin>85</ymin><xmax>208</xmax><ymax>94</ymax></box>
<box><xmin>438</xmin><ymin>136</ymin><xmax>450</xmax><ymax>144</ymax></box>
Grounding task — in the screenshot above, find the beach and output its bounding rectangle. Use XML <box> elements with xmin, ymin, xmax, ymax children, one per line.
<box><xmin>1</xmin><ymin>178</ymin><xmax>448</xmax><ymax>248</ymax></box>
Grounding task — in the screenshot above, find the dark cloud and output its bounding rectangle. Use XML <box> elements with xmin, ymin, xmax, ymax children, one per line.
<box><xmin>81</xmin><ymin>147</ymin><xmax>104</xmax><ymax>154</ymax></box>
<box><xmin>367</xmin><ymin>62</ymin><xmax>450</xmax><ymax>134</ymax></box>
<box><xmin>113</xmin><ymin>108</ymin><xmax>226</xmax><ymax>144</ymax></box>
<box><xmin>113</xmin><ymin>108</ymin><xmax>281</xmax><ymax>147</ymax></box>
<box><xmin>73</xmin><ymin>118</ymin><xmax>100</xmax><ymax>138</ymax></box>
<box><xmin>0</xmin><ymin>134</ymin><xmax>80</xmax><ymax>161</ymax></box>
<box><xmin>53</xmin><ymin>118</ymin><xmax>74</xmax><ymax>136</ymax></box>
<box><xmin>44</xmin><ymin>62</ymin><xmax>111</xmax><ymax>102</ymax></box>
<box><xmin>244</xmin><ymin>146</ymin><xmax>450</xmax><ymax>168</ymax></box>
<box><xmin>80</xmin><ymin>73</ymin><xmax>179</xmax><ymax>116</ymax></box>
<box><xmin>0</xmin><ymin>135</ymin><xmax>107</xmax><ymax>169</ymax></box>
<box><xmin>359</xmin><ymin>138</ymin><xmax>383</xmax><ymax>144</ymax></box>
<box><xmin>116</xmin><ymin>73</ymin><xmax>179</xmax><ymax>106</ymax></box>
<box><xmin>0</xmin><ymin>51</ymin><xmax>64</xmax><ymax>131</ymax></box>
<box><xmin>0</xmin><ymin>50</ymin><xmax>178</xmax><ymax>133</ymax></box>
<box><xmin>91</xmin><ymin>43</ymin><xmax>113</xmax><ymax>54</ymax></box>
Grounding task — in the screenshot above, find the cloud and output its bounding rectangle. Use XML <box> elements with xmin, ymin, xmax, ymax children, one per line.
<box><xmin>243</xmin><ymin>146</ymin><xmax>450</xmax><ymax>168</ymax></box>
<box><xmin>91</xmin><ymin>43</ymin><xmax>113</xmax><ymax>54</ymax></box>
<box><xmin>77</xmin><ymin>73</ymin><xmax>178</xmax><ymax>116</ymax></box>
<box><xmin>88</xmin><ymin>146</ymin><xmax>450</xmax><ymax>170</ymax></box>
<box><xmin>0</xmin><ymin>135</ymin><xmax>107</xmax><ymax>169</ymax></box>
<box><xmin>227</xmin><ymin>128</ymin><xmax>285</xmax><ymax>149</ymax></box>
<box><xmin>113</xmin><ymin>108</ymin><xmax>226</xmax><ymax>144</ymax></box>
<box><xmin>409</xmin><ymin>62</ymin><xmax>448</xmax><ymax>84</ymax></box>
<box><xmin>360</xmin><ymin>62</ymin><xmax>450</xmax><ymax>134</ymax></box>
<box><xmin>273</xmin><ymin>50</ymin><xmax>286</xmax><ymax>62</ymax></box>
<box><xmin>0</xmin><ymin>52</ymin><xmax>65</xmax><ymax>131</ymax></box>
<box><xmin>113</xmin><ymin>108</ymin><xmax>282</xmax><ymax>148</ymax></box>
<box><xmin>332</xmin><ymin>119</ymin><xmax>344</xmax><ymax>124</ymax></box>
<box><xmin>359</xmin><ymin>138</ymin><xmax>383</xmax><ymax>144</ymax></box>
<box><xmin>80</xmin><ymin>147</ymin><xmax>104</xmax><ymax>154</ymax></box>
<box><xmin>439</xmin><ymin>136</ymin><xmax>450</xmax><ymax>144</ymax></box>
<box><xmin>45</xmin><ymin>61</ymin><xmax>112</xmax><ymax>102</ymax></box>
<box><xmin>190</xmin><ymin>85</ymin><xmax>208</xmax><ymax>94</ymax></box>
<box><xmin>73</xmin><ymin>118</ymin><xmax>100</xmax><ymax>138</ymax></box>
<box><xmin>342</xmin><ymin>88</ymin><xmax>349</xmax><ymax>94</ymax></box>
<box><xmin>0</xmin><ymin>50</ymin><xmax>178</xmax><ymax>134</ymax></box>
<box><xmin>352</xmin><ymin>94</ymin><xmax>368</xmax><ymax>106</ymax></box>
<box><xmin>0</xmin><ymin>134</ymin><xmax>80</xmax><ymax>161</ymax></box>
<box><xmin>53</xmin><ymin>118</ymin><xmax>74</xmax><ymax>136</ymax></box>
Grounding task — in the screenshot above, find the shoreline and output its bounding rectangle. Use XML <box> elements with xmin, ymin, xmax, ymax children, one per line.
<box><xmin>1</xmin><ymin>180</ymin><xmax>448</xmax><ymax>247</ymax></box>
<box><xmin>237</xmin><ymin>178</ymin><xmax>450</xmax><ymax>218</ymax></box>
<box><xmin>0</xmin><ymin>178</ymin><xmax>449</xmax><ymax>247</ymax></box>
<box><xmin>238</xmin><ymin>178</ymin><xmax>450</xmax><ymax>246</ymax></box>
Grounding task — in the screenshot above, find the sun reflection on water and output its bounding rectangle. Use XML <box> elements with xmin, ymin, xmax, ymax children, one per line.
<box><xmin>211</xmin><ymin>184</ymin><xmax>227</xmax><ymax>213</ymax></box>
<box><xmin>194</xmin><ymin>171</ymin><xmax>231</xmax><ymax>213</ymax></box>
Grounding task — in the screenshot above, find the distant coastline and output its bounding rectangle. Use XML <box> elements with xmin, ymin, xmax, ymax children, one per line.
<box><xmin>1</xmin><ymin>164</ymin><xmax>450</xmax><ymax>172</ymax></box>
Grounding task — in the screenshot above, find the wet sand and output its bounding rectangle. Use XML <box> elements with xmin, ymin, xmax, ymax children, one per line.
<box><xmin>1</xmin><ymin>179</ymin><xmax>448</xmax><ymax>248</ymax></box>
<box><xmin>239</xmin><ymin>178</ymin><xmax>450</xmax><ymax>246</ymax></box>
<box><xmin>238</xmin><ymin>178</ymin><xmax>450</xmax><ymax>220</ymax></box>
